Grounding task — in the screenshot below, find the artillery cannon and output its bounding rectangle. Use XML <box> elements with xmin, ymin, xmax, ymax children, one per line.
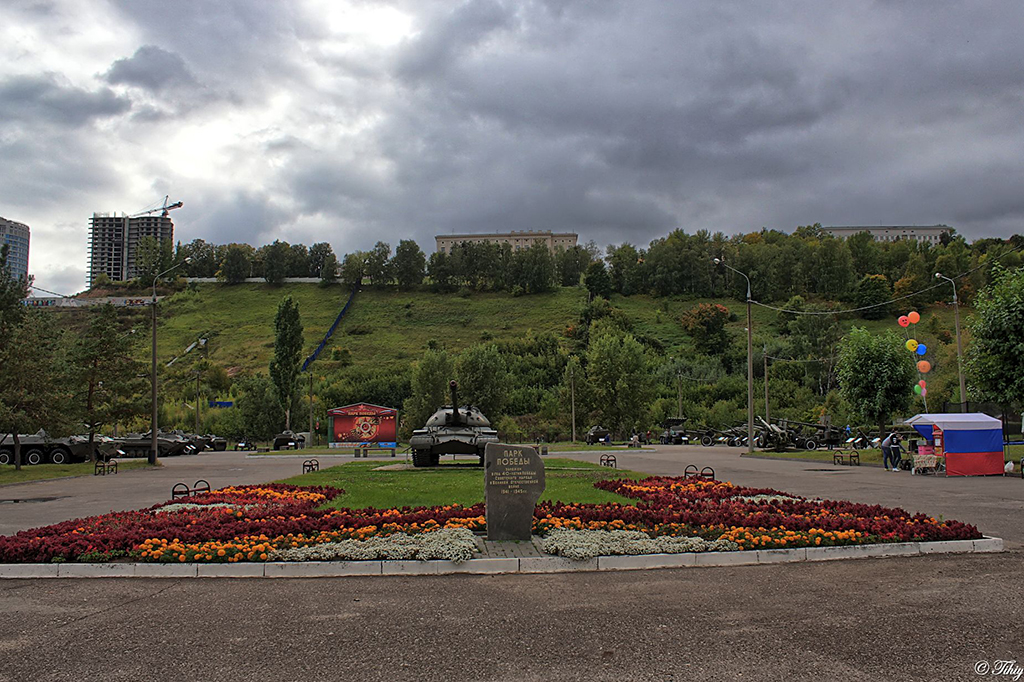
<box><xmin>409</xmin><ymin>380</ymin><xmax>499</xmax><ymax>467</ymax></box>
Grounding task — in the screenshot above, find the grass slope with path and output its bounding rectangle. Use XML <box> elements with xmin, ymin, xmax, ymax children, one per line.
<box><xmin>275</xmin><ymin>458</ymin><xmax>645</xmax><ymax>509</ymax></box>
<box><xmin>91</xmin><ymin>282</ymin><xmax>966</xmax><ymax>379</ymax></box>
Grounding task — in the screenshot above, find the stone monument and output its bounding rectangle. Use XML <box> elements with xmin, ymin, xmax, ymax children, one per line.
<box><xmin>484</xmin><ymin>442</ymin><xmax>546</xmax><ymax>541</ymax></box>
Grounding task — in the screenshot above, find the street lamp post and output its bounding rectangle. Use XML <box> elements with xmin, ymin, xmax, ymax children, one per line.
<box><xmin>935</xmin><ymin>272</ymin><xmax>967</xmax><ymax>410</ymax></box>
<box><xmin>151</xmin><ymin>259</ymin><xmax>191</xmax><ymax>465</ymax></box>
<box><xmin>714</xmin><ymin>258</ymin><xmax>754</xmax><ymax>453</ymax></box>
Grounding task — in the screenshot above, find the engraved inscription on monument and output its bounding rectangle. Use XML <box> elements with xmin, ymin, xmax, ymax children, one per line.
<box><xmin>484</xmin><ymin>442</ymin><xmax>546</xmax><ymax>541</ymax></box>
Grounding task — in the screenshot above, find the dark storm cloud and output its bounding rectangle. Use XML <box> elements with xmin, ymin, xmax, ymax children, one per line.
<box><xmin>10</xmin><ymin>0</ymin><xmax>1024</xmax><ymax>295</ymax></box>
<box><xmin>103</xmin><ymin>45</ymin><xmax>198</xmax><ymax>92</ymax></box>
<box><xmin>0</xmin><ymin>73</ymin><xmax>129</xmax><ymax>126</ymax></box>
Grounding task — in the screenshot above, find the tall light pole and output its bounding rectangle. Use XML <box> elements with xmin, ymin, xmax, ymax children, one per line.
<box><xmin>935</xmin><ymin>272</ymin><xmax>967</xmax><ymax>410</ymax></box>
<box><xmin>715</xmin><ymin>258</ymin><xmax>754</xmax><ymax>452</ymax></box>
<box><xmin>151</xmin><ymin>258</ymin><xmax>191</xmax><ymax>465</ymax></box>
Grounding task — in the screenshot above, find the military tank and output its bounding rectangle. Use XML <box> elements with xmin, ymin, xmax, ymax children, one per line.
<box><xmin>409</xmin><ymin>380</ymin><xmax>500</xmax><ymax>467</ymax></box>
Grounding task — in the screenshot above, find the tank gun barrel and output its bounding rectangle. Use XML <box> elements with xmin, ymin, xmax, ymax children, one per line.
<box><xmin>449</xmin><ymin>380</ymin><xmax>461</xmax><ymax>425</ymax></box>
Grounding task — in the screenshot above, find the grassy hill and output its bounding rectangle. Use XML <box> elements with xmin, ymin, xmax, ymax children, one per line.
<box><xmin>148</xmin><ymin>283</ymin><xmax>965</xmax><ymax>378</ymax></box>
<box><xmin>155</xmin><ymin>284</ymin><xmax>590</xmax><ymax>376</ymax></box>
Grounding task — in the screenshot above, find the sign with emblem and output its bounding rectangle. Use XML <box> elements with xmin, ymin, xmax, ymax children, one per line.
<box><xmin>327</xmin><ymin>403</ymin><xmax>398</xmax><ymax>448</ymax></box>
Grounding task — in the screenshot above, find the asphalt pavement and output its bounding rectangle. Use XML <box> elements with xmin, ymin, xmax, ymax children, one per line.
<box><xmin>1</xmin><ymin>445</ymin><xmax>1021</xmax><ymax>681</ymax></box>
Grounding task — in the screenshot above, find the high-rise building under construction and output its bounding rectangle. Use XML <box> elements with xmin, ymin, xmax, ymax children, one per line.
<box><xmin>87</xmin><ymin>213</ymin><xmax>174</xmax><ymax>286</ymax></box>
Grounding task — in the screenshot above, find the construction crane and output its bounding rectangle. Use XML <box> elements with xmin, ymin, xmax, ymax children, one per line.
<box><xmin>130</xmin><ymin>195</ymin><xmax>183</xmax><ymax>219</ymax></box>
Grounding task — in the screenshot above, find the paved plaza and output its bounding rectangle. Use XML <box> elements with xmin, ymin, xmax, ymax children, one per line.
<box><xmin>1</xmin><ymin>446</ymin><xmax>1021</xmax><ymax>680</ymax></box>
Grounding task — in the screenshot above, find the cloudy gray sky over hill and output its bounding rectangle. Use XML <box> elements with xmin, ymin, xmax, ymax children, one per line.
<box><xmin>2</xmin><ymin>1</ymin><xmax>1023</xmax><ymax>294</ymax></box>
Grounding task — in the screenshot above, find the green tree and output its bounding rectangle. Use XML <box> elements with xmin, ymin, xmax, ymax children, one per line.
<box><xmin>340</xmin><ymin>252</ymin><xmax>366</xmax><ymax>290</ymax></box>
<box><xmin>286</xmin><ymin>243</ymin><xmax>309</xmax><ymax>277</ymax></box>
<box><xmin>455</xmin><ymin>344</ymin><xmax>509</xmax><ymax>418</ymax></box>
<box><xmin>269</xmin><ymin>296</ymin><xmax>304</xmax><ymax>429</ymax></box>
<box><xmin>308</xmin><ymin>242</ymin><xmax>336</xmax><ymax>278</ymax></box>
<box><xmin>393</xmin><ymin>239</ymin><xmax>427</xmax><ymax>290</ymax></box>
<box><xmin>0</xmin><ymin>313</ymin><xmax>70</xmax><ymax>470</ymax></box>
<box><xmin>511</xmin><ymin>242</ymin><xmax>555</xmax><ymax>294</ymax></box>
<box><xmin>319</xmin><ymin>252</ymin><xmax>339</xmax><ymax>285</ymax></box>
<box><xmin>584</xmin><ymin>261</ymin><xmax>611</xmax><ymax>299</ymax></box>
<box><xmin>134</xmin><ymin>236</ymin><xmax>171</xmax><ymax>285</ymax></box>
<box><xmin>680</xmin><ymin>303</ymin><xmax>730</xmax><ymax>354</ymax></box>
<box><xmin>855</xmin><ymin>274</ymin><xmax>892</xmax><ymax>320</ymax></box>
<box><xmin>556</xmin><ymin>245</ymin><xmax>591</xmax><ymax>287</ymax></box>
<box><xmin>262</xmin><ymin>240</ymin><xmax>288</xmax><ymax>286</ymax></box>
<box><xmin>968</xmin><ymin>265</ymin><xmax>1024</xmax><ymax>403</ymax></box>
<box><xmin>364</xmin><ymin>241</ymin><xmax>394</xmax><ymax>288</ymax></box>
<box><xmin>236</xmin><ymin>375</ymin><xmax>285</xmax><ymax>441</ymax></box>
<box><xmin>837</xmin><ymin>327</ymin><xmax>915</xmax><ymax>437</ymax></box>
<box><xmin>585</xmin><ymin>329</ymin><xmax>654</xmax><ymax>436</ymax></box>
<box><xmin>847</xmin><ymin>231</ymin><xmax>880</xmax><ymax>278</ymax></box>
<box><xmin>0</xmin><ymin>244</ymin><xmax>27</xmax><ymax>338</ymax></box>
<box><xmin>68</xmin><ymin>305</ymin><xmax>147</xmax><ymax>460</ymax></box>
<box><xmin>402</xmin><ymin>349</ymin><xmax>455</xmax><ymax>437</ymax></box>
<box><xmin>177</xmin><ymin>239</ymin><xmax>219</xmax><ymax>277</ymax></box>
<box><xmin>220</xmin><ymin>244</ymin><xmax>252</xmax><ymax>283</ymax></box>
<box><xmin>606</xmin><ymin>243</ymin><xmax>645</xmax><ymax>296</ymax></box>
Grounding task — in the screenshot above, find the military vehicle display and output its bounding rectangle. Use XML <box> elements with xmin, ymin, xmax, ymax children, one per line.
<box><xmin>584</xmin><ymin>425</ymin><xmax>611</xmax><ymax>445</ymax></box>
<box><xmin>116</xmin><ymin>431</ymin><xmax>193</xmax><ymax>458</ymax></box>
<box><xmin>273</xmin><ymin>430</ymin><xmax>305</xmax><ymax>450</ymax></box>
<box><xmin>659</xmin><ymin>418</ymin><xmax>689</xmax><ymax>444</ymax></box>
<box><xmin>0</xmin><ymin>430</ymin><xmax>122</xmax><ymax>465</ymax></box>
<box><xmin>409</xmin><ymin>380</ymin><xmax>499</xmax><ymax>467</ymax></box>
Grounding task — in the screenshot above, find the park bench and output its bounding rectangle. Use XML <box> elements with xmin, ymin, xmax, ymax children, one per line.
<box><xmin>684</xmin><ymin>465</ymin><xmax>716</xmax><ymax>480</ymax></box>
<box><xmin>599</xmin><ymin>454</ymin><xmax>617</xmax><ymax>468</ymax></box>
<box><xmin>832</xmin><ymin>449</ymin><xmax>860</xmax><ymax>466</ymax></box>
<box><xmin>171</xmin><ymin>479</ymin><xmax>211</xmax><ymax>500</ymax></box>
<box><xmin>94</xmin><ymin>459</ymin><xmax>118</xmax><ymax>476</ymax></box>
<box><xmin>302</xmin><ymin>459</ymin><xmax>319</xmax><ymax>474</ymax></box>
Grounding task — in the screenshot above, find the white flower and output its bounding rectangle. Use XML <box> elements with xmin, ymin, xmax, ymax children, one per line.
<box><xmin>539</xmin><ymin>529</ymin><xmax>739</xmax><ymax>561</ymax></box>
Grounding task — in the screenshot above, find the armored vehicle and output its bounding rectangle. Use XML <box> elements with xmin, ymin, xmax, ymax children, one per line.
<box><xmin>115</xmin><ymin>431</ymin><xmax>193</xmax><ymax>458</ymax></box>
<box><xmin>0</xmin><ymin>431</ymin><xmax>121</xmax><ymax>465</ymax></box>
<box><xmin>409</xmin><ymin>381</ymin><xmax>499</xmax><ymax>467</ymax></box>
<box><xmin>659</xmin><ymin>418</ymin><xmax>689</xmax><ymax>445</ymax></box>
<box><xmin>273</xmin><ymin>430</ymin><xmax>305</xmax><ymax>450</ymax></box>
<box><xmin>584</xmin><ymin>425</ymin><xmax>611</xmax><ymax>445</ymax></box>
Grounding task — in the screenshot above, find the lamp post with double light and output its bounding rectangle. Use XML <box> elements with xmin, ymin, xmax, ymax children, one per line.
<box><xmin>150</xmin><ymin>258</ymin><xmax>191</xmax><ymax>464</ymax></box>
<box><xmin>714</xmin><ymin>258</ymin><xmax>753</xmax><ymax>453</ymax></box>
<box><xmin>935</xmin><ymin>272</ymin><xmax>967</xmax><ymax>410</ymax></box>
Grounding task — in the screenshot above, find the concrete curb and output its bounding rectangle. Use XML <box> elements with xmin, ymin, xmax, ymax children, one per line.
<box><xmin>0</xmin><ymin>537</ymin><xmax>1003</xmax><ymax>579</ymax></box>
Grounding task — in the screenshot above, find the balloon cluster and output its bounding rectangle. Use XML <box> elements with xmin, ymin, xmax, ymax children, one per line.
<box><xmin>898</xmin><ymin>311</ymin><xmax>928</xmax><ymax>395</ymax></box>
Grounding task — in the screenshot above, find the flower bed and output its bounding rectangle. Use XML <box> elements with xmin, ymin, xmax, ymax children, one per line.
<box><xmin>0</xmin><ymin>476</ymin><xmax>981</xmax><ymax>564</ymax></box>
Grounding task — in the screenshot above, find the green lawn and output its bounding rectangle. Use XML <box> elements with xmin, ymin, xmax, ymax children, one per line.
<box><xmin>0</xmin><ymin>460</ymin><xmax>156</xmax><ymax>486</ymax></box>
<box><xmin>275</xmin><ymin>458</ymin><xmax>645</xmax><ymax>509</ymax></box>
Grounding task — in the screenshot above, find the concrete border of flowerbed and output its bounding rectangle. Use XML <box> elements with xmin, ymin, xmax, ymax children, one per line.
<box><xmin>0</xmin><ymin>536</ymin><xmax>1003</xmax><ymax>579</ymax></box>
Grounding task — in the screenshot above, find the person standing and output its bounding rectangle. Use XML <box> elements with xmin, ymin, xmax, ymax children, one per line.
<box><xmin>881</xmin><ymin>432</ymin><xmax>900</xmax><ymax>471</ymax></box>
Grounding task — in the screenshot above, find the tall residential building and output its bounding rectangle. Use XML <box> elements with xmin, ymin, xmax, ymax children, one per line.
<box><xmin>0</xmin><ymin>217</ymin><xmax>30</xmax><ymax>282</ymax></box>
<box><xmin>824</xmin><ymin>225</ymin><xmax>951</xmax><ymax>244</ymax></box>
<box><xmin>435</xmin><ymin>230</ymin><xmax>578</xmax><ymax>254</ymax></box>
<box><xmin>87</xmin><ymin>213</ymin><xmax>174</xmax><ymax>286</ymax></box>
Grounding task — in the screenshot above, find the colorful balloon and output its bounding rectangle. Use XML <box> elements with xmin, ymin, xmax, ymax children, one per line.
<box><xmin>906</xmin><ymin>339</ymin><xmax>919</xmax><ymax>351</ymax></box>
<box><xmin>908</xmin><ymin>311</ymin><xmax>920</xmax><ymax>324</ymax></box>
<box><xmin>914</xmin><ymin>385</ymin><xmax>922</xmax><ymax>394</ymax></box>
<box><xmin>916</xmin><ymin>343</ymin><xmax>927</xmax><ymax>356</ymax></box>
<box><xmin>917</xmin><ymin>360</ymin><xmax>931</xmax><ymax>373</ymax></box>
<box><xmin>921</xmin><ymin>388</ymin><xmax>927</xmax><ymax>396</ymax></box>
<box><xmin>919</xmin><ymin>379</ymin><xmax>927</xmax><ymax>387</ymax></box>
<box><xmin>898</xmin><ymin>315</ymin><xmax>910</xmax><ymax>327</ymax></box>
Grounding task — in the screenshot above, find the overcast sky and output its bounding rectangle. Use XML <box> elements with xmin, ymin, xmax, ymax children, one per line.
<box><xmin>3</xmin><ymin>1</ymin><xmax>1023</xmax><ymax>295</ymax></box>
